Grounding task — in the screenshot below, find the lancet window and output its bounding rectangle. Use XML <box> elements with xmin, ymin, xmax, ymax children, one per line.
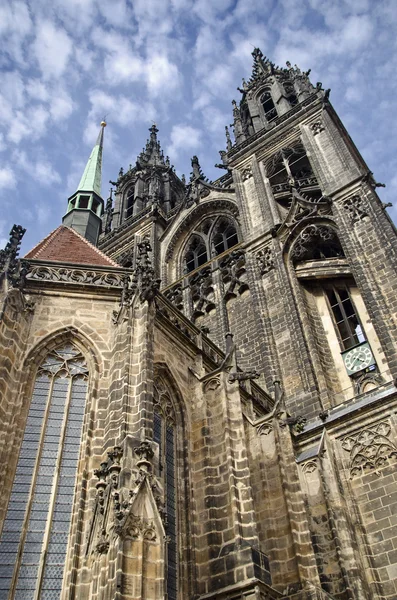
<box><xmin>184</xmin><ymin>217</ymin><xmax>239</xmax><ymax>274</ymax></box>
<box><xmin>185</xmin><ymin>236</ymin><xmax>208</xmax><ymax>273</ymax></box>
<box><xmin>153</xmin><ymin>381</ymin><xmax>178</xmax><ymax>600</ymax></box>
<box><xmin>261</xmin><ymin>91</ymin><xmax>277</xmax><ymax>122</ymax></box>
<box><xmin>0</xmin><ymin>345</ymin><xmax>89</xmax><ymax>600</ymax></box>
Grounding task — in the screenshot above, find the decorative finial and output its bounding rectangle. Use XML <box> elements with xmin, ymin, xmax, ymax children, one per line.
<box><xmin>101</xmin><ymin>120</ymin><xmax>107</xmax><ymax>128</ymax></box>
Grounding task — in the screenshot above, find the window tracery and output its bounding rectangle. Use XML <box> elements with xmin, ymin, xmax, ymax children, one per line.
<box><xmin>185</xmin><ymin>236</ymin><xmax>208</xmax><ymax>273</ymax></box>
<box><xmin>267</xmin><ymin>145</ymin><xmax>321</xmax><ymax>215</ymax></box>
<box><xmin>0</xmin><ymin>344</ymin><xmax>89</xmax><ymax>600</ymax></box>
<box><xmin>183</xmin><ymin>217</ymin><xmax>239</xmax><ymax>274</ymax></box>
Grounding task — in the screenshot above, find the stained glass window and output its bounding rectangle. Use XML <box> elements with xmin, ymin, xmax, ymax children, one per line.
<box><xmin>0</xmin><ymin>345</ymin><xmax>89</xmax><ymax>600</ymax></box>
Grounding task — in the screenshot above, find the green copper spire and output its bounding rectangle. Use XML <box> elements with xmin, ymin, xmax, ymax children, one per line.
<box><xmin>62</xmin><ymin>121</ymin><xmax>107</xmax><ymax>245</ymax></box>
<box><xmin>76</xmin><ymin>121</ymin><xmax>106</xmax><ymax>196</ymax></box>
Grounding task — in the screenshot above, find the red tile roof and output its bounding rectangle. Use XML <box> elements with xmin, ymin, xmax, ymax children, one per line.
<box><xmin>25</xmin><ymin>226</ymin><xmax>120</xmax><ymax>268</ymax></box>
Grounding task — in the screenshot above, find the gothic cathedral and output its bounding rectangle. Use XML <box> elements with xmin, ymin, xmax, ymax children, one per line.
<box><xmin>1</xmin><ymin>49</ymin><xmax>397</xmax><ymax>600</ymax></box>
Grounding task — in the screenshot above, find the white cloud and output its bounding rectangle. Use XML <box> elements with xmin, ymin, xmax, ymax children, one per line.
<box><xmin>0</xmin><ymin>166</ymin><xmax>15</xmax><ymax>190</ymax></box>
<box><xmin>49</xmin><ymin>89</ymin><xmax>75</xmax><ymax>121</ymax></box>
<box><xmin>26</xmin><ymin>79</ymin><xmax>49</xmax><ymax>102</ymax></box>
<box><xmin>13</xmin><ymin>150</ymin><xmax>61</xmax><ymax>186</ymax></box>
<box><xmin>33</xmin><ymin>20</ymin><xmax>73</xmax><ymax>79</ymax></box>
<box><xmin>0</xmin><ymin>0</ymin><xmax>33</xmax><ymax>65</ymax></box>
<box><xmin>146</xmin><ymin>54</ymin><xmax>181</xmax><ymax>96</ymax></box>
<box><xmin>8</xmin><ymin>106</ymin><xmax>49</xmax><ymax>144</ymax></box>
<box><xmin>91</xmin><ymin>28</ymin><xmax>144</xmax><ymax>85</ymax></box>
<box><xmin>167</xmin><ymin>124</ymin><xmax>202</xmax><ymax>159</ymax></box>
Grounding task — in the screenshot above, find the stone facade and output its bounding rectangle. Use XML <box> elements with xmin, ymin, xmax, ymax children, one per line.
<box><xmin>1</xmin><ymin>49</ymin><xmax>397</xmax><ymax>600</ymax></box>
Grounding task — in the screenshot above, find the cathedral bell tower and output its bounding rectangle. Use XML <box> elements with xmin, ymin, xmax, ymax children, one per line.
<box><xmin>62</xmin><ymin>121</ymin><xmax>106</xmax><ymax>244</ymax></box>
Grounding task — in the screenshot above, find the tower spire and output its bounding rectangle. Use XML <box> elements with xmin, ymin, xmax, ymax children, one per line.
<box><xmin>76</xmin><ymin>120</ymin><xmax>106</xmax><ymax>196</ymax></box>
<box><xmin>62</xmin><ymin>121</ymin><xmax>107</xmax><ymax>245</ymax></box>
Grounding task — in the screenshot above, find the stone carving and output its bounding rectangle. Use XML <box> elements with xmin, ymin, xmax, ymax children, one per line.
<box><xmin>204</xmin><ymin>376</ymin><xmax>221</xmax><ymax>391</ymax></box>
<box><xmin>241</xmin><ymin>165</ymin><xmax>253</xmax><ymax>181</ymax></box>
<box><xmin>310</xmin><ymin>120</ymin><xmax>325</xmax><ymax>135</ymax></box>
<box><xmin>113</xmin><ymin>241</ymin><xmax>161</xmax><ymax>323</ymax></box>
<box><xmin>88</xmin><ymin>446</ymin><xmax>124</xmax><ymax>555</ymax></box>
<box><xmin>117</xmin><ymin>247</ymin><xmax>135</xmax><ymax>267</ymax></box>
<box><xmin>256</xmin><ymin>247</ymin><xmax>275</xmax><ymax>275</ymax></box>
<box><xmin>280</xmin><ymin>414</ymin><xmax>307</xmax><ymax>433</ymax></box>
<box><xmin>108</xmin><ymin>446</ymin><xmax>123</xmax><ymax>466</ymax></box>
<box><xmin>121</xmin><ymin>514</ymin><xmax>157</xmax><ymax>541</ymax></box>
<box><xmin>104</xmin><ymin>189</ymin><xmax>114</xmax><ymax>234</ymax></box>
<box><xmin>302</xmin><ymin>460</ymin><xmax>318</xmax><ymax>474</ymax></box>
<box><xmin>27</xmin><ymin>265</ymin><xmax>125</xmax><ymax>288</ymax></box>
<box><xmin>220</xmin><ymin>249</ymin><xmax>249</xmax><ymax>300</ymax></box>
<box><xmin>257</xmin><ymin>422</ymin><xmax>273</xmax><ymax>436</ymax></box>
<box><xmin>0</xmin><ymin>224</ymin><xmax>27</xmax><ymax>289</ymax></box>
<box><xmin>189</xmin><ymin>268</ymin><xmax>215</xmax><ymax>320</ymax></box>
<box><xmin>229</xmin><ymin>370</ymin><xmax>260</xmax><ymax>383</ymax></box>
<box><xmin>163</xmin><ymin>283</ymin><xmax>183</xmax><ymax>312</ymax></box>
<box><xmin>343</xmin><ymin>195</ymin><xmax>368</xmax><ymax>224</ymax></box>
<box><xmin>341</xmin><ymin>421</ymin><xmax>397</xmax><ymax>478</ymax></box>
<box><xmin>134</xmin><ymin>441</ymin><xmax>154</xmax><ymax>470</ymax></box>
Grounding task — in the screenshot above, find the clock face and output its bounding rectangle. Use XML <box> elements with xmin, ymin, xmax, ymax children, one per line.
<box><xmin>343</xmin><ymin>343</ymin><xmax>375</xmax><ymax>375</ymax></box>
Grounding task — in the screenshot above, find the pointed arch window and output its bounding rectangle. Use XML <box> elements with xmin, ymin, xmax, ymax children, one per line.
<box><xmin>261</xmin><ymin>91</ymin><xmax>277</xmax><ymax>122</ymax></box>
<box><xmin>0</xmin><ymin>345</ymin><xmax>89</xmax><ymax>600</ymax></box>
<box><xmin>267</xmin><ymin>145</ymin><xmax>321</xmax><ymax>213</ymax></box>
<box><xmin>212</xmin><ymin>221</ymin><xmax>239</xmax><ymax>256</ymax></box>
<box><xmin>126</xmin><ymin>187</ymin><xmax>134</xmax><ymax>219</ymax></box>
<box><xmin>153</xmin><ymin>384</ymin><xmax>178</xmax><ymax>600</ymax></box>
<box><xmin>185</xmin><ymin>236</ymin><xmax>208</xmax><ymax>273</ymax></box>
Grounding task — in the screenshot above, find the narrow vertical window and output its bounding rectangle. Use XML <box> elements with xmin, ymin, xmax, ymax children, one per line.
<box><xmin>212</xmin><ymin>221</ymin><xmax>238</xmax><ymax>256</ymax></box>
<box><xmin>153</xmin><ymin>386</ymin><xmax>177</xmax><ymax>600</ymax></box>
<box><xmin>185</xmin><ymin>236</ymin><xmax>208</xmax><ymax>273</ymax></box>
<box><xmin>261</xmin><ymin>91</ymin><xmax>277</xmax><ymax>122</ymax></box>
<box><xmin>326</xmin><ymin>286</ymin><xmax>366</xmax><ymax>350</ymax></box>
<box><xmin>0</xmin><ymin>345</ymin><xmax>88</xmax><ymax>600</ymax></box>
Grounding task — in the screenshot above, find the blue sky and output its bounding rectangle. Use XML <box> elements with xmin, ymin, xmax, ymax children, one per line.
<box><xmin>0</xmin><ymin>0</ymin><xmax>396</xmax><ymax>255</ymax></box>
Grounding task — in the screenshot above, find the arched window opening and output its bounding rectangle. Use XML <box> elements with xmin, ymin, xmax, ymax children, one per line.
<box><xmin>268</xmin><ymin>145</ymin><xmax>321</xmax><ymax>212</ymax></box>
<box><xmin>212</xmin><ymin>222</ymin><xmax>238</xmax><ymax>256</ymax></box>
<box><xmin>261</xmin><ymin>91</ymin><xmax>277</xmax><ymax>122</ymax></box>
<box><xmin>291</xmin><ymin>224</ymin><xmax>345</xmax><ymax>265</ymax></box>
<box><xmin>0</xmin><ymin>345</ymin><xmax>89</xmax><ymax>600</ymax></box>
<box><xmin>185</xmin><ymin>236</ymin><xmax>208</xmax><ymax>273</ymax></box>
<box><xmin>153</xmin><ymin>383</ymin><xmax>178</xmax><ymax>600</ymax></box>
<box><xmin>126</xmin><ymin>187</ymin><xmax>134</xmax><ymax>219</ymax></box>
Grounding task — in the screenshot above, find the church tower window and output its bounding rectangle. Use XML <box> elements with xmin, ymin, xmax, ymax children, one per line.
<box><xmin>260</xmin><ymin>91</ymin><xmax>277</xmax><ymax>122</ymax></box>
<box><xmin>0</xmin><ymin>345</ymin><xmax>89</xmax><ymax>600</ymax></box>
